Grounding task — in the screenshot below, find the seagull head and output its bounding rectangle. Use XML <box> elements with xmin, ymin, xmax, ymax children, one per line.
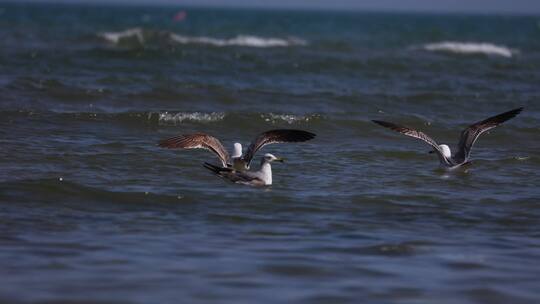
<box><xmin>232</xmin><ymin>143</ymin><xmax>242</xmax><ymax>158</ymax></box>
<box><xmin>429</xmin><ymin>144</ymin><xmax>451</xmax><ymax>158</ymax></box>
<box><xmin>263</xmin><ymin>153</ymin><xmax>284</xmax><ymax>163</ymax></box>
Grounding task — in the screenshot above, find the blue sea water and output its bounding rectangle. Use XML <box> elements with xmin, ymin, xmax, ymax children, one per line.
<box><xmin>1</xmin><ymin>2</ymin><xmax>540</xmax><ymax>303</ymax></box>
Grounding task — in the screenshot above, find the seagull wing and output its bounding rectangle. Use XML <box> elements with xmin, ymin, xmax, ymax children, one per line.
<box><xmin>372</xmin><ymin>120</ymin><xmax>448</xmax><ymax>161</ymax></box>
<box><xmin>453</xmin><ymin>107</ymin><xmax>523</xmax><ymax>163</ymax></box>
<box><xmin>225</xmin><ymin>171</ymin><xmax>265</xmax><ymax>186</ymax></box>
<box><xmin>242</xmin><ymin>129</ymin><xmax>316</xmax><ymax>167</ymax></box>
<box><xmin>203</xmin><ymin>163</ymin><xmax>265</xmax><ymax>186</ymax></box>
<box><xmin>159</xmin><ymin>133</ymin><xmax>230</xmax><ymax>167</ymax></box>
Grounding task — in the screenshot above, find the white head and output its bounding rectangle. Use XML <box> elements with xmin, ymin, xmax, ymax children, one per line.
<box><xmin>439</xmin><ymin>144</ymin><xmax>451</xmax><ymax>158</ymax></box>
<box><xmin>259</xmin><ymin>153</ymin><xmax>284</xmax><ymax>185</ymax></box>
<box><xmin>232</xmin><ymin>143</ymin><xmax>242</xmax><ymax>158</ymax></box>
<box><xmin>262</xmin><ymin>153</ymin><xmax>284</xmax><ymax>164</ymax></box>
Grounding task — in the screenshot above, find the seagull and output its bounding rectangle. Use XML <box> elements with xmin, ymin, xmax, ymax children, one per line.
<box><xmin>158</xmin><ymin>129</ymin><xmax>316</xmax><ymax>171</ymax></box>
<box><xmin>203</xmin><ymin>153</ymin><xmax>283</xmax><ymax>186</ymax></box>
<box><xmin>372</xmin><ymin>107</ymin><xmax>523</xmax><ymax>169</ymax></box>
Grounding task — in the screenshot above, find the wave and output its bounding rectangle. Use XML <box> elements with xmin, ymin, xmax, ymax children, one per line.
<box><xmin>155</xmin><ymin>111</ymin><xmax>321</xmax><ymax>125</ymax></box>
<box><xmin>99</xmin><ymin>28</ymin><xmax>146</xmax><ymax>44</ymax></box>
<box><xmin>170</xmin><ymin>33</ymin><xmax>306</xmax><ymax>47</ymax></box>
<box><xmin>0</xmin><ymin>178</ymin><xmax>186</xmax><ymax>204</ymax></box>
<box><xmin>260</xmin><ymin>113</ymin><xmax>322</xmax><ymax>124</ymax></box>
<box><xmin>421</xmin><ymin>41</ymin><xmax>516</xmax><ymax>58</ymax></box>
<box><xmin>2</xmin><ymin>110</ymin><xmax>322</xmax><ymax>126</ymax></box>
<box><xmin>155</xmin><ymin>111</ymin><xmax>226</xmax><ymax>125</ymax></box>
<box><xmin>98</xmin><ymin>27</ymin><xmax>307</xmax><ymax>48</ymax></box>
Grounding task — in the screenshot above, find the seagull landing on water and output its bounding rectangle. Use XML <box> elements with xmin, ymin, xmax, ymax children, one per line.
<box><xmin>158</xmin><ymin>129</ymin><xmax>315</xmax><ymax>184</ymax></box>
<box><xmin>372</xmin><ymin>107</ymin><xmax>523</xmax><ymax>170</ymax></box>
<box><xmin>203</xmin><ymin>153</ymin><xmax>283</xmax><ymax>186</ymax></box>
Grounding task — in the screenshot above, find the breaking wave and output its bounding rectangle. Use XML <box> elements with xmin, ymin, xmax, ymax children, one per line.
<box><xmin>153</xmin><ymin>112</ymin><xmax>321</xmax><ymax>125</ymax></box>
<box><xmin>98</xmin><ymin>28</ymin><xmax>307</xmax><ymax>48</ymax></box>
<box><xmin>170</xmin><ymin>34</ymin><xmax>307</xmax><ymax>47</ymax></box>
<box><xmin>260</xmin><ymin>113</ymin><xmax>322</xmax><ymax>124</ymax></box>
<box><xmin>156</xmin><ymin>111</ymin><xmax>226</xmax><ymax>125</ymax></box>
<box><xmin>421</xmin><ymin>41</ymin><xmax>516</xmax><ymax>58</ymax></box>
<box><xmin>99</xmin><ymin>28</ymin><xmax>146</xmax><ymax>44</ymax></box>
<box><xmin>2</xmin><ymin>110</ymin><xmax>322</xmax><ymax>126</ymax></box>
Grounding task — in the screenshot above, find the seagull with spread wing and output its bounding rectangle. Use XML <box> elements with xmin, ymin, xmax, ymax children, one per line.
<box><xmin>202</xmin><ymin>153</ymin><xmax>284</xmax><ymax>186</ymax></box>
<box><xmin>158</xmin><ymin>129</ymin><xmax>316</xmax><ymax>185</ymax></box>
<box><xmin>372</xmin><ymin>107</ymin><xmax>523</xmax><ymax>169</ymax></box>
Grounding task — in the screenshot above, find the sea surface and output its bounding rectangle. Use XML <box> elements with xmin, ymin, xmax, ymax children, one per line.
<box><xmin>1</xmin><ymin>2</ymin><xmax>540</xmax><ymax>303</ymax></box>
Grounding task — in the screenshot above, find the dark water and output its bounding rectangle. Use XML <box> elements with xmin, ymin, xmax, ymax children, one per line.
<box><xmin>1</xmin><ymin>2</ymin><xmax>540</xmax><ymax>303</ymax></box>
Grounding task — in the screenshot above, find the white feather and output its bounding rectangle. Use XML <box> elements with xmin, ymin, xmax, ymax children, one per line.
<box><xmin>232</xmin><ymin>143</ymin><xmax>242</xmax><ymax>158</ymax></box>
<box><xmin>439</xmin><ymin>144</ymin><xmax>452</xmax><ymax>158</ymax></box>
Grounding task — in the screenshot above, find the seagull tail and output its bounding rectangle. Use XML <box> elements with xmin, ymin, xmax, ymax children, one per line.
<box><xmin>203</xmin><ymin>162</ymin><xmax>230</xmax><ymax>176</ymax></box>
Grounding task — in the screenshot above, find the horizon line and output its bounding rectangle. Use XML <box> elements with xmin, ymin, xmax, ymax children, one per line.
<box><xmin>4</xmin><ymin>0</ymin><xmax>540</xmax><ymax>16</ymax></box>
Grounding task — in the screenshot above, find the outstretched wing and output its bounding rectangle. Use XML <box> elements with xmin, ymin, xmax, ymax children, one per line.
<box><xmin>453</xmin><ymin>107</ymin><xmax>523</xmax><ymax>163</ymax></box>
<box><xmin>158</xmin><ymin>133</ymin><xmax>230</xmax><ymax>167</ymax></box>
<box><xmin>372</xmin><ymin>120</ymin><xmax>448</xmax><ymax>162</ymax></box>
<box><xmin>242</xmin><ymin>129</ymin><xmax>316</xmax><ymax>167</ymax></box>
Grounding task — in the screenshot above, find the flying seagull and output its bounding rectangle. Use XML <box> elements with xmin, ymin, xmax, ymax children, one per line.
<box><xmin>372</xmin><ymin>107</ymin><xmax>523</xmax><ymax>169</ymax></box>
<box><xmin>203</xmin><ymin>153</ymin><xmax>283</xmax><ymax>186</ymax></box>
<box><xmin>158</xmin><ymin>129</ymin><xmax>316</xmax><ymax>171</ymax></box>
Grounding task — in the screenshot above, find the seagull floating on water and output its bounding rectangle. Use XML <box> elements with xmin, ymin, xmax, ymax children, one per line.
<box><xmin>372</xmin><ymin>107</ymin><xmax>523</xmax><ymax>170</ymax></box>
<box><xmin>203</xmin><ymin>153</ymin><xmax>284</xmax><ymax>186</ymax></box>
<box><xmin>158</xmin><ymin>129</ymin><xmax>316</xmax><ymax>185</ymax></box>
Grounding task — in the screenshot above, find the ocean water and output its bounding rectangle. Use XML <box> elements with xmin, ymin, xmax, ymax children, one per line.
<box><xmin>1</xmin><ymin>2</ymin><xmax>540</xmax><ymax>303</ymax></box>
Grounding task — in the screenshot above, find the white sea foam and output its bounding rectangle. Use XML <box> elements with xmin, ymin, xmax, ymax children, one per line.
<box><xmin>422</xmin><ymin>41</ymin><xmax>516</xmax><ymax>58</ymax></box>
<box><xmin>99</xmin><ymin>28</ymin><xmax>145</xmax><ymax>44</ymax></box>
<box><xmin>157</xmin><ymin>112</ymin><xmax>225</xmax><ymax>125</ymax></box>
<box><xmin>99</xmin><ymin>28</ymin><xmax>307</xmax><ymax>48</ymax></box>
<box><xmin>261</xmin><ymin>113</ymin><xmax>321</xmax><ymax>124</ymax></box>
<box><xmin>170</xmin><ymin>34</ymin><xmax>307</xmax><ymax>47</ymax></box>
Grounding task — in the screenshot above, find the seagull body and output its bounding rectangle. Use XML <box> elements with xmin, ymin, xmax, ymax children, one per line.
<box><xmin>158</xmin><ymin>129</ymin><xmax>315</xmax><ymax>185</ymax></box>
<box><xmin>373</xmin><ymin>107</ymin><xmax>523</xmax><ymax>169</ymax></box>
<box><xmin>204</xmin><ymin>153</ymin><xmax>283</xmax><ymax>186</ymax></box>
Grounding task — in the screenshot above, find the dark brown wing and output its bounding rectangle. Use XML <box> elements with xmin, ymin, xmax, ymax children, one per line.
<box><xmin>203</xmin><ymin>162</ymin><xmax>265</xmax><ymax>186</ymax></box>
<box><xmin>242</xmin><ymin>129</ymin><xmax>316</xmax><ymax>167</ymax></box>
<box><xmin>159</xmin><ymin>133</ymin><xmax>230</xmax><ymax>167</ymax></box>
<box><xmin>453</xmin><ymin>107</ymin><xmax>523</xmax><ymax>162</ymax></box>
<box><xmin>372</xmin><ymin>120</ymin><xmax>447</xmax><ymax>159</ymax></box>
